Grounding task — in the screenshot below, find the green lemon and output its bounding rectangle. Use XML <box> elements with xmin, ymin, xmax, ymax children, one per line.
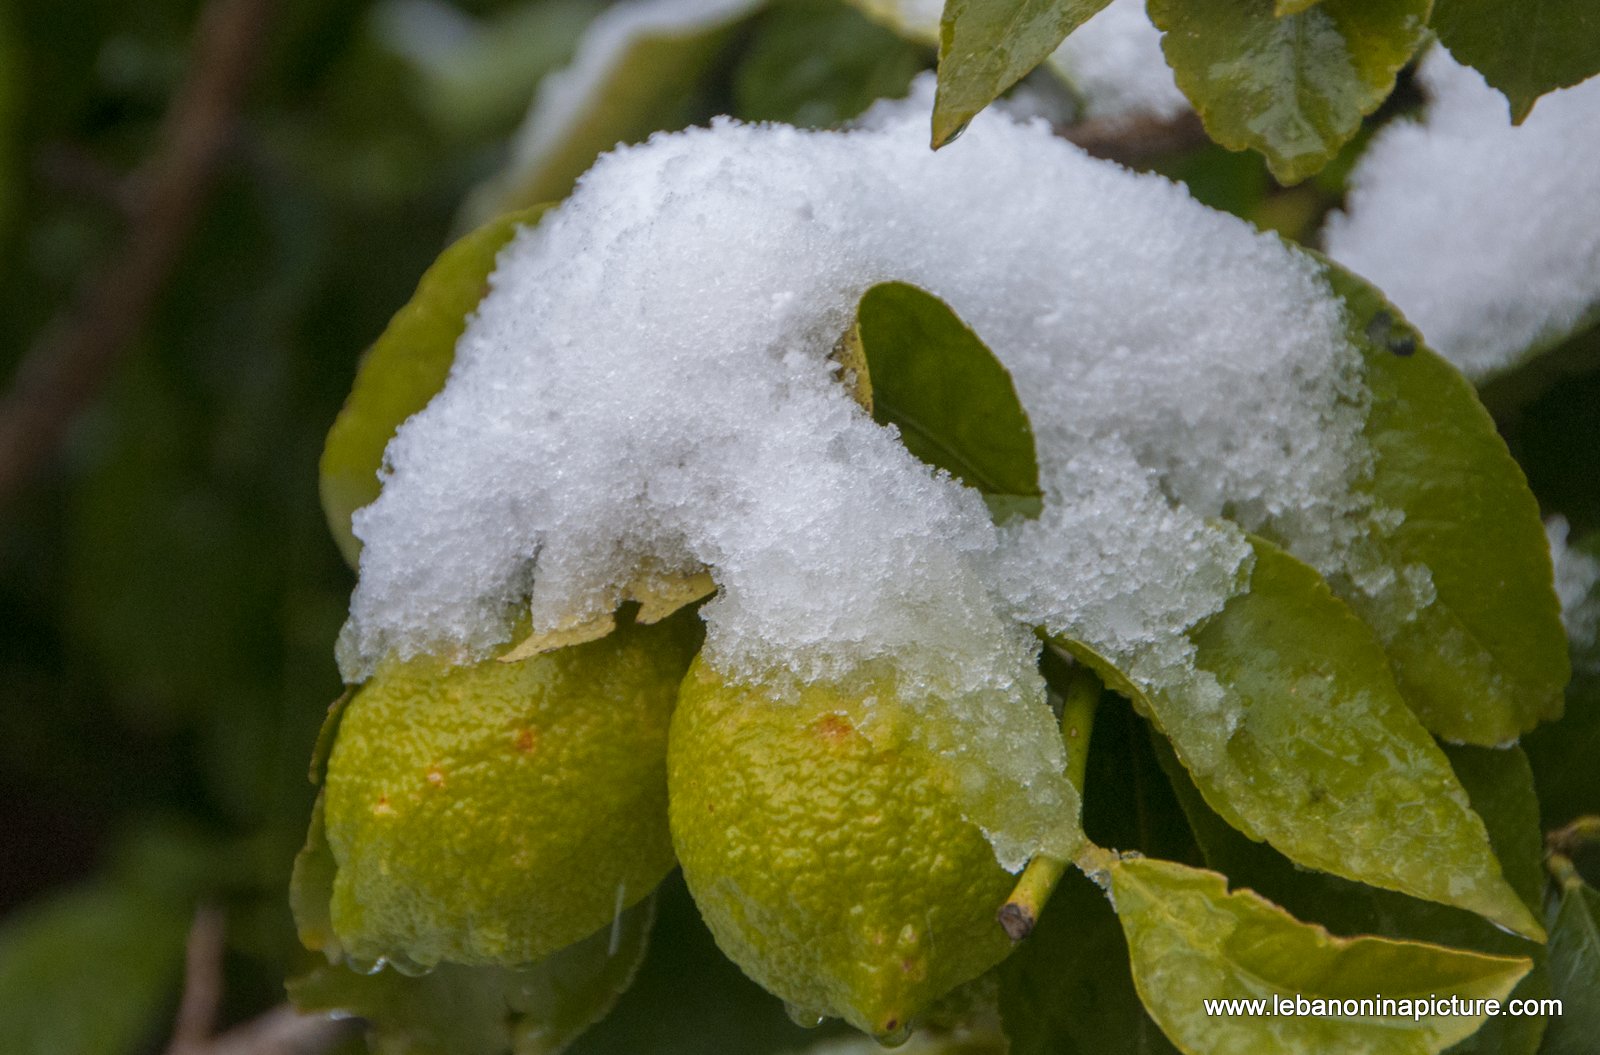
<box><xmin>667</xmin><ymin>656</ymin><xmax>1017</xmax><ymax>1041</ymax></box>
<box><xmin>321</xmin><ymin>612</ymin><xmax>701</xmax><ymax>969</ymax></box>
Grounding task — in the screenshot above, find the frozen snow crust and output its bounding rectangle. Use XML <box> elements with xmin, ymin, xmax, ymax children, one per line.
<box><xmin>340</xmin><ymin>104</ymin><xmax>1371</xmax><ymax>868</ymax></box>
<box><xmin>1325</xmin><ymin>49</ymin><xmax>1600</xmax><ymax>380</ymax></box>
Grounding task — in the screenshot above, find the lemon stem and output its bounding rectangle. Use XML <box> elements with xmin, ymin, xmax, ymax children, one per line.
<box><xmin>998</xmin><ymin>658</ymin><xmax>1100</xmax><ymax>941</ymax></box>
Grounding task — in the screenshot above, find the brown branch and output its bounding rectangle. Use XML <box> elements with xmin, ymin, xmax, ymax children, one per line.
<box><xmin>198</xmin><ymin>1006</ymin><xmax>357</xmax><ymax>1055</ymax></box>
<box><xmin>0</xmin><ymin>0</ymin><xmax>276</xmax><ymax>506</ymax></box>
<box><xmin>1057</xmin><ymin>109</ymin><xmax>1210</xmax><ymax>169</ymax></box>
<box><xmin>168</xmin><ymin>906</ymin><xmax>229</xmax><ymax>1055</ymax></box>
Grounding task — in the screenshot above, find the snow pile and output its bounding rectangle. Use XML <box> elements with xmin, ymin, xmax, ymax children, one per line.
<box><xmin>1048</xmin><ymin>0</ymin><xmax>1187</xmax><ymax>123</ymax></box>
<box><xmin>1325</xmin><ymin>49</ymin><xmax>1600</xmax><ymax>380</ymax></box>
<box><xmin>341</xmin><ymin>103</ymin><xmax>1374</xmax><ymax>866</ymax></box>
<box><xmin>1548</xmin><ymin>517</ymin><xmax>1600</xmax><ymax>664</ymax></box>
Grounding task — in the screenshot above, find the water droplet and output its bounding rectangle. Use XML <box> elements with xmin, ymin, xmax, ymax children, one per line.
<box><xmin>783</xmin><ymin>1003</ymin><xmax>827</xmax><ymax>1029</ymax></box>
<box><xmin>875</xmin><ymin>1020</ymin><xmax>914</xmax><ymax>1047</ymax></box>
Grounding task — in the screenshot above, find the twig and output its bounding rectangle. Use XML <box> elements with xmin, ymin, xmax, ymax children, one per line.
<box><xmin>1057</xmin><ymin>110</ymin><xmax>1210</xmax><ymax>169</ymax></box>
<box><xmin>0</xmin><ymin>0</ymin><xmax>276</xmax><ymax>506</ymax></box>
<box><xmin>168</xmin><ymin>906</ymin><xmax>229</xmax><ymax>1054</ymax></box>
<box><xmin>202</xmin><ymin>1006</ymin><xmax>356</xmax><ymax>1055</ymax></box>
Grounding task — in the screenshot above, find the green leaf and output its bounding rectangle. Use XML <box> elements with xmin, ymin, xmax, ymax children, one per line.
<box><xmin>289</xmin><ymin>898</ymin><xmax>655</xmax><ymax>1055</ymax></box>
<box><xmin>733</xmin><ymin>0</ymin><xmax>929</xmax><ymax>129</ymax></box>
<box><xmin>291</xmin><ymin>793</ymin><xmax>344</xmax><ymax>961</ymax></box>
<box><xmin>0</xmin><ymin>884</ymin><xmax>188</xmax><ymax>1055</ymax></box>
<box><xmin>845</xmin><ymin>281</ymin><xmax>1043</xmax><ymax>520</ymax></box>
<box><xmin>1526</xmin><ymin>533</ymin><xmax>1600</xmax><ymax>828</ymax></box>
<box><xmin>1431</xmin><ymin>0</ymin><xmax>1600</xmax><ymax>123</ymax></box>
<box><xmin>1051</xmin><ymin>536</ymin><xmax>1542</xmax><ymax>938</ymax></box>
<box><xmin>932</xmin><ymin>0</ymin><xmax>1113</xmax><ymax>147</ymax></box>
<box><xmin>463</xmin><ymin>1</ymin><xmax>759</xmax><ymax>224</ymax></box>
<box><xmin>1147</xmin><ymin>0</ymin><xmax>1429</xmax><ymax>183</ymax></box>
<box><xmin>1310</xmin><ymin>257</ymin><xmax>1570</xmax><ymax>745</ymax></box>
<box><xmin>999</xmin><ymin>867</ymin><xmax>1179</xmax><ymax>1055</ymax></box>
<box><xmin>1544</xmin><ymin>881</ymin><xmax>1600</xmax><ymax>1055</ymax></box>
<box><xmin>1149</xmin><ymin>734</ymin><xmax>1551</xmax><ymax>1054</ymax></box>
<box><xmin>1108</xmin><ymin>856</ymin><xmax>1534</xmax><ymax>1055</ymax></box>
<box><xmin>319</xmin><ymin>205</ymin><xmax>551</xmax><ymax>566</ymax></box>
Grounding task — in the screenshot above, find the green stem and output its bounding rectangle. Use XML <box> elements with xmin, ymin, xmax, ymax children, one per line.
<box><xmin>998</xmin><ymin>655</ymin><xmax>1100</xmax><ymax>941</ymax></box>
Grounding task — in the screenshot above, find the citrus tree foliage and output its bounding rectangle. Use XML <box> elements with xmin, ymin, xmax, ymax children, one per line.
<box><xmin>2</xmin><ymin>2</ymin><xmax>1599</xmax><ymax>1055</ymax></box>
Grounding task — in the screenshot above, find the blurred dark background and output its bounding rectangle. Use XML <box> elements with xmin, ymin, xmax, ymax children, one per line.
<box><xmin>1</xmin><ymin>0</ymin><xmax>1596</xmax><ymax>1051</ymax></box>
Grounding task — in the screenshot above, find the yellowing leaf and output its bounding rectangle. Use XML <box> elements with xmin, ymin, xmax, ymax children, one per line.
<box><xmin>1109</xmin><ymin>856</ymin><xmax>1534</xmax><ymax>1055</ymax></box>
<box><xmin>1148</xmin><ymin>0</ymin><xmax>1429</xmax><ymax>183</ymax></box>
<box><xmin>932</xmin><ymin>0</ymin><xmax>1113</xmax><ymax>147</ymax></box>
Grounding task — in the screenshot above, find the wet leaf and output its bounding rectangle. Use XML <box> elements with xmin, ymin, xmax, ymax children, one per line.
<box><xmin>1430</xmin><ymin>0</ymin><xmax>1600</xmax><ymax>123</ymax></box>
<box><xmin>288</xmin><ymin>898</ymin><xmax>655</xmax><ymax>1055</ymax></box>
<box><xmin>844</xmin><ymin>281</ymin><xmax>1043</xmax><ymax>521</ymax></box>
<box><xmin>319</xmin><ymin>205</ymin><xmax>551</xmax><ymax>566</ymax></box>
<box><xmin>1311</xmin><ymin>256</ymin><xmax>1570</xmax><ymax>746</ymax></box>
<box><xmin>1149</xmin><ymin>734</ymin><xmax>1551</xmax><ymax>1054</ymax></box>
<box><xmin>1050</xmin><ymin>536</ymin><xmax>1542</xmax><ymax>938</ymax></box>
<box><xmin>932</xmin><ymin>0</ymin><xmax>1112</xmax><ymax>146</ymax></box>
<box><xmin>1148</xmin><ymin>0</ymin><xmax>1429</xmax><ymax>183</ymax></box>
<box><xmin>1109</xmin><ymin>856</ymin><xmax>1533</xmax><ymax>1055</ymax></box>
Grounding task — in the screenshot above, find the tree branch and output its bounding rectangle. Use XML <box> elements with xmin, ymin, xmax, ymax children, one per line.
<box><xmin>0</xmin><ymin>0</ymin><xmax>276</xmax><ymax>506</ymax></box>
<box><xmin>1058</xmin><ymin>110</ymin><xmax>1210</xmax><ymax>168</ymax></box>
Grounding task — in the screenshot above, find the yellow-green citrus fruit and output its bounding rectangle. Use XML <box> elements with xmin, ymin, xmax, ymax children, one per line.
<box><xmin>667</xmin><ymin>656</ymin><xmax>1017</xmax><ymax>1040</ymax></box>
<box><xmin>322</xmin><ymin>612</ymin><xmax>701</xmax><ymax>969</ymax></box>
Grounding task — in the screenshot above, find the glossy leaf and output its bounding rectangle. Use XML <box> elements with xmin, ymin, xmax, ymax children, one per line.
<box><xmin>733</xmin><ymin>0</ymin><xmax>929</xmax><ymax>129</ymax></box>
<box><xmin>1052</xmin><ymin>536</ymin><xmax>1542</xmax><ymax>938</ymax></box>
<box><xmin>320</xmin><ymin>205</ymin><xmax>551</xmax><ymax>566</ymax></box>
<box><xmin>1147</xmin><ymin>0</ymin><xmax>1429</xmax><ymax>183</ymax></box>
<box><xmin>845</xmin><ymin>281</ymin><xmax>1043</xmax><ymax>520</ymax></box>
<box><xmin>1312</xmin><ymin>257</ymin><xmax>1569</xmax><ymax>745</ymax></box>
<box><xmin>1544</xmin><ymin>881</ymin><xmax>1600</xmax><ymax>1055</ymax></box>
<box><xmin>1150</xmin><ymin>734</ymin><xmax>1551</xmax><ymax>1054</ymax></box>
<box><xmin>0</xmin><ymin>884</ymin><xmax>188</xmax><ymax>1055</ymax></box>
<box><xmin>1431</xmin><ymin>0</ymin><xmax>1600</xmax><ymax>123</ymax></box>
<box><xmin>463</xmin><ymin>1</ymin><xmax>760</xmax><ymax>224</ymax></box>
<box><xmin>1109</xmin><ymin>856</ymin><xmax>1533</xmax><ymax>1055</ymax></box>
<box><xmin>289</xmin><ymin>898</ymin><xmax>656</xmax><ymax>1055</ymax></box>
<box><xmin>932</xmin><ymin>0</ymin><xmax>1112</xmax><ymax>146</ymax></box>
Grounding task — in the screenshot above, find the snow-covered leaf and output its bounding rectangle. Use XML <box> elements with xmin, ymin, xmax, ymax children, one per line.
<box><xmin>1322</xmin><ymin>50</ymin><xmax>1600</xmax><ymax>384</ymax></box>
<box><xmin>843</xmin><ymin>281</ymin><xmax>1043</xmax><ymax>521</ymax></box>
<box><xmin>288</xmin><ymin>897</ymin><xmax>655</xmax><ymax>1055</ymax></box>
<box><xmin>932</xmin><ymin>0</ymin><xmax>1112</xmax><ymax>146</ymax></box>
<box><xmin>1108</xmin><ymin>856</ymin><xmax>1533</xmax><ymax>1055</ymax></box>
<box><xmin>1051</xmin><ymin>536</ymin><xmax>1543</xmax><ymax>938</ymax></box>
<box><xmin>320</xmin><ymin>205</ymin><xmax>551</xmax><ymax>567</ymax></box>
<box><xmin>1544</xmin><ymin>881</ymin><xmax>1600</xmax><ymax>1055</ymax></box>
<box><xmin>1148</xmin><ymin>0</ymin><xmax>1429</xmax><ymax>183</ymax></box>
<box><xmin>462</xmin><ymin>0</ymin><xmax>761</xmax><ymax>225</ymax></box>
<box><xmin>733</xmin><ymin>0</ymin><xmax>928</xmax><ymax>129</ymax></box>
<box><xmin>1431</xmin><ymin>0</ymin><xmax>1600</xmax><ymax>123</ymax></box>
<box><xmin>1311</xmin><ymin>256</ymin><xmax>1569</xmax><ymax>746</ymax></box>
